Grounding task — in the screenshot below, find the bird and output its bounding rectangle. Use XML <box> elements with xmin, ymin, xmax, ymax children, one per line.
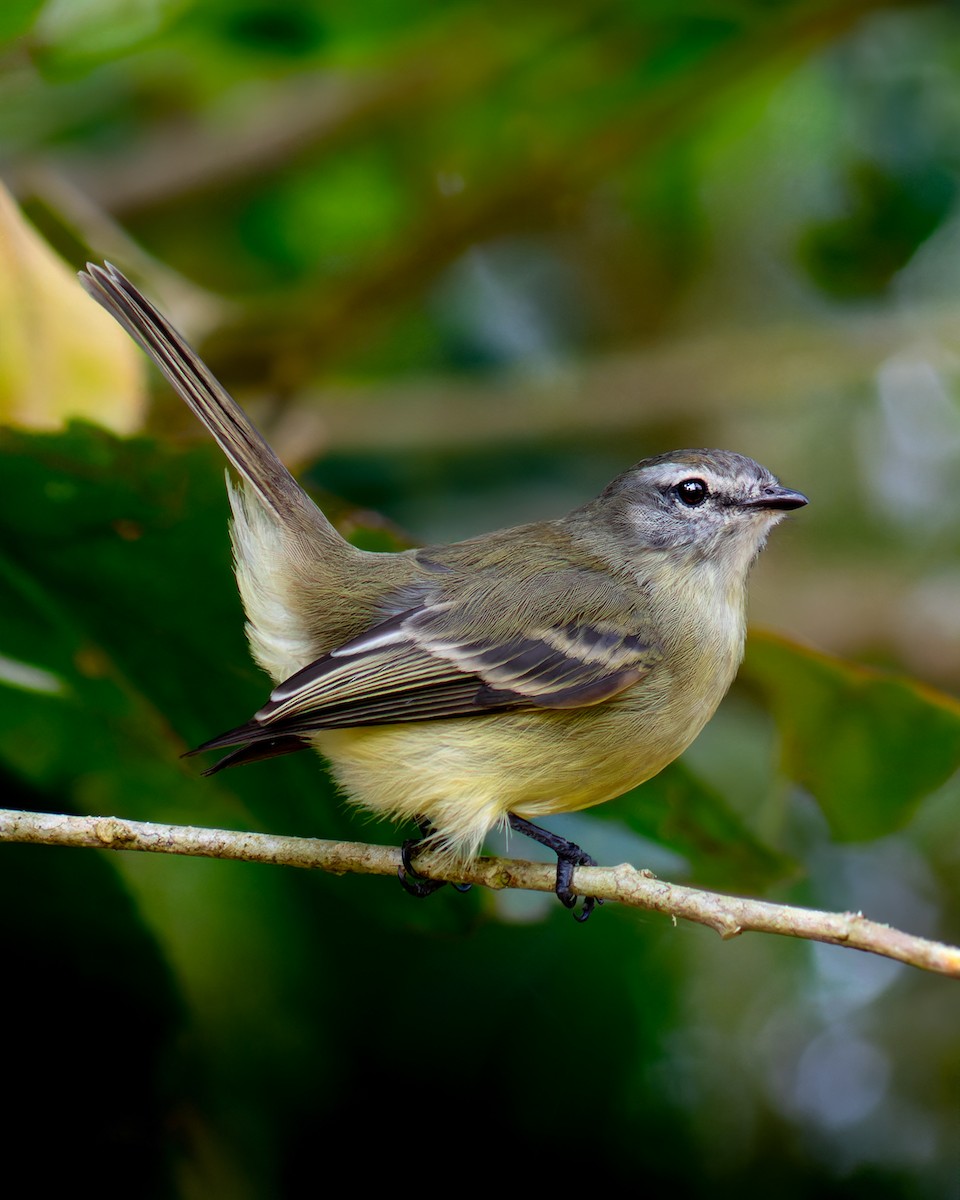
<box><xmin>79</xmin><ymin>262</ymin><xmax>807</xmax><ymax>920</ymax></box>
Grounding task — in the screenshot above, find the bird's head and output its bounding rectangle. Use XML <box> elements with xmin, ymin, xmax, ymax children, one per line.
<box><xmin>585</xmin><ymin>448</ymin><xmax>808</xmax><ymax>579</ymax></box>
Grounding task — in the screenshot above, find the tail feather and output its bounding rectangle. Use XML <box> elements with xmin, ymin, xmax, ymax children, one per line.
<box><xmin>79</xmin><ymin>262</ymin><xmax>339</xmax><ymax>544</ymax></box>
<box><xmin>195</xmin><ymin>736</ymin><xmax>309</xmax><ymax>776</ymax></box>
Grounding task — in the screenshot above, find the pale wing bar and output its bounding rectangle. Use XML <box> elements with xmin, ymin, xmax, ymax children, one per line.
<box><xmin>191</xmin><ymin>606</ymin><xmax>658</xmax><ymax>766</ymax></box>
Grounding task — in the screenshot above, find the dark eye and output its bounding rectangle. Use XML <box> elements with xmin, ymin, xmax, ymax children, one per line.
<box><xmin>674</xmin><ymin>478</ymin><xmax>709</xmax><ymax>507</ymax></box>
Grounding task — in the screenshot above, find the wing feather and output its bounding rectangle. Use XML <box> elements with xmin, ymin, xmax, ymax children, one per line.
<box><xmin>192</xmin><ymin>578</ymin><xmax>662</xmax><ymax>763</ymax></box>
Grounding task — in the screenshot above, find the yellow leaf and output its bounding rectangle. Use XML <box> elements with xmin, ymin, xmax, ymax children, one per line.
<box><xmin>0</xmin><ymin>183</ymin><xmax>145</xmax><ymax>432</ymax></box>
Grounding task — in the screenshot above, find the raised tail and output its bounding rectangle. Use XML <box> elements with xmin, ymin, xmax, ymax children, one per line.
<box><xmin>79</xmin><ymin>262</ymin><xmax>340</xmax><ymax>544</ymax></box>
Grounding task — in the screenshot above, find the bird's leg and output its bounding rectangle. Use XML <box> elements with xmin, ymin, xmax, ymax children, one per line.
<box><xmin>507</xmin><ymin>814</ymin><xmax>602</xmax><ymax>922</ymax></box>
<box><xmin>398</xmin><ymin>817</ymin><xmax>472</xmax><ymax>898</ymax></box>
<box><xmin>398</xmin><ymin>817</ymin><xmax>445</xmax><ymax>897</ymax></box>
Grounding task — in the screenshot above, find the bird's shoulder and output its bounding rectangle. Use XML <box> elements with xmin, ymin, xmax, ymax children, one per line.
<box><xmin>406</xmin><ymin>519</ymin><xmax>653</xmax><ymax>635</ymax></box>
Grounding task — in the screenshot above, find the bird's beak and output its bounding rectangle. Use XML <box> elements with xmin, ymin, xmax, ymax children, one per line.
<box><xmin>741</xmin><ymin>485</ymin><xmax>809</xmax><ymax>512</ymax></box>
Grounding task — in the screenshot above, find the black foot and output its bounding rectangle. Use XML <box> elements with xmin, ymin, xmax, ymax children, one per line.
<box><xmin>508</xmin><ymin>814</ymin><xmax>603</xmax><ymax>922</ymax></box>
<box><xmin>397</xmin><ymin>817</ymin><xmax>472</xmax><ymax>898</ymax></box>
<box><xmin>398</xmin><ymin>835</ymin><xmax>446</xmax><ymax>898</ymax></box>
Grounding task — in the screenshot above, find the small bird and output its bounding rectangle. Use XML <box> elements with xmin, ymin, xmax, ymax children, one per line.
<box><xmin>79</xmin><ymin>262</ymin><xmax>807</xmax><ymax>919</ymax></box>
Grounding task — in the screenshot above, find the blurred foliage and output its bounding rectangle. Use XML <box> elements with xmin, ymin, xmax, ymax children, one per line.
<box><xmin>0</xmin><ymin>180</ymin><xmax>144</xmax><ymax>430</ymax></box>
<box><xmin>744</xmin><ymin>634</ymin><xmax>960</xmax><ymax>841</ymax></box>
<box><xmin>1</xmin><ymin>1</ymin><xmax>959</xmax><ymax>1197</ymax></box>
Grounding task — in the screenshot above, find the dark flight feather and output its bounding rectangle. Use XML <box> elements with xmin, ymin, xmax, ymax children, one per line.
<box><xmin>190</xmin><ymin>587</ymin><xmax>661</xmax><ymax>765</ymax></box>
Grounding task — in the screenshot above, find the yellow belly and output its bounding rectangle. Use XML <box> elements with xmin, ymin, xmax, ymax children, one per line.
<box><xmin>307</xmin><ymin>556</ymin><xmax>747</xmax><ymax>864</ymax></box>
<box><xmin>315</xmin><ymin>666</ymin><xmax>729</xmax><ymax>865</ymax></box>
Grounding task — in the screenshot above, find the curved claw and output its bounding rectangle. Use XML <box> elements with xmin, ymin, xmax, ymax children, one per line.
<box><xmin>555</xmin><ymin>857</ymin><xmax>579</xmax><ymax>909</ymax></box>
<box><xmin>398</xmin><ymin>835</ymin><xmax>447</xmax><ymax>899</ymax></box>
<box><xmin>556</xmin><ymin>853</ymin><xmax>602</xmax><ymax>919</ymax></box>
<box><xmin>508</xmin><ymin>813</ymin><xmax>601</xmax><ymax>921</ymax></box>
<box><xmin>397</xmin><ymin>864</ymin><xmax>446</xmax><ymax>898</ymax></box>
<box><xmin>400</xmin><ymin>835</ymin><xmax>422</xmax><ymax>877</ymax></box>
<box><xmin>574</xmin><ymin>895</ymin><xmax>604</xmax><ymax>922</ymax></box>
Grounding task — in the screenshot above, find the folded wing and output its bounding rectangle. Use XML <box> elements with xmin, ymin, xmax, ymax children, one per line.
<box><xmin>194</xmin><ymin>573</ymin><xmax>660</xmax><ymax>770</ymax></box>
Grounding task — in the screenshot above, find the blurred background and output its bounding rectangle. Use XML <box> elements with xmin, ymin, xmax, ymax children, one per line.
<box><xmin>0</xmin><ymin>1</ymin><xmax>958</xmax><ymax>1196</ymax></box>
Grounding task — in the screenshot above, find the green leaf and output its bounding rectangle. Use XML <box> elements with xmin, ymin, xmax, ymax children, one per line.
<box><xmin>597</xmin><ymin>757</ymin><xmax>795</xmax><ymax>891</ymax></box>
<box><xmin>743</xmin><ymin>632</ymin><xmax>960</xmax><ymax>841</ymax></box>
<box><xmin>0</xmin><ymin>0</ymin><xmax>43</xmax><ymax>46</ymax></box>
<box><xmin>30</xmin><ymin>0</ymin><xmax>182</xmax><ymax>77</ymax></box>
<box><xmin>0</xmin><ymin>421</ymin><xmax>360</xmax><ymax>835</ymax></box>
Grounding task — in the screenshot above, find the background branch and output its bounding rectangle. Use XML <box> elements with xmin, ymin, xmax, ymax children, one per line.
<box><xmin>2</xmin><ymin>807</ymin><xmax>956</xmax><ymax>979</ymax></box>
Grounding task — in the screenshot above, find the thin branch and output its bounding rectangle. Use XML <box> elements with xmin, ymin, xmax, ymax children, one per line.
<box><xmin>2</xmin><ymin>809</ymin><xmax>956</xmax><ymax>978</ymax></box>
